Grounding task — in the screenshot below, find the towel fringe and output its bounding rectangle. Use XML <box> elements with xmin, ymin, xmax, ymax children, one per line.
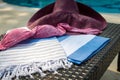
<box><xmin>0</xmin><ymin>58</ymin><xmax>72</xmax><ymax>80</ymax></box>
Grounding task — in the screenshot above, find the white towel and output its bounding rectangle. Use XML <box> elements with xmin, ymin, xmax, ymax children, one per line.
<box><xmin>0</xmin><ymin>37</ymin><xmax>72</xmax><ymax>80</ymax></box>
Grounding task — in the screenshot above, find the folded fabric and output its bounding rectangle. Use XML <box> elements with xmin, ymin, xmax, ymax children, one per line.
<box><xmin>0</xmin><ymin>27</ymin><xmax>34</xmax><ymax>50</ymax></box>
<box><xmin>32</xmin><ymin>23</ymin><xmax>102</xmax><ymax>38</ymax></box>
<box><xmin>57</xmin><ymin>34</ymin><xmax>110</xmax><ymax>64</ymax></box>
<box><xmin>0</xmin><ymin>37</ymin><xmax>71</xmax><ymax>80</ymax></box>
<box><xmin>0</xmin><ymin>23</ymin><xmax>102</xmax><ymax>51</ymax></box>
<box><xmin>32</xmin><ymin>24</ymin><xmax>66</xmax><ymax>38</ymax></box>
<box><xmin>0</xmin><ymin>24</ymin><xmax>65</xmax><ymax>50</ymax></box>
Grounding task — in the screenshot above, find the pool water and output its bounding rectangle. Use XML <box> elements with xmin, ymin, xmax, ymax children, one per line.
<box><xmin>77</xmin><ymin>0</ymin><xmax>120</xmax><ymax>13</ymax></box>
<box><xmin>3</xmin><ymin>0</ymin><xmax>120</xmax><ymax>13</ymax></box>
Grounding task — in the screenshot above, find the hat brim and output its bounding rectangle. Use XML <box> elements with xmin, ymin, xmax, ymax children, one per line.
<box><xmin>27</xmin><ymin>2</ymin><xmax>106</xmax><ymax>27</ymax></box>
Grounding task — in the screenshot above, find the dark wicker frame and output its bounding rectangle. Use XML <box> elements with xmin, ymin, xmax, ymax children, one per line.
<box><xmin>0</xmin><ymin>23</ymin><xmax>120</xmax><ymax>80</ymax></box>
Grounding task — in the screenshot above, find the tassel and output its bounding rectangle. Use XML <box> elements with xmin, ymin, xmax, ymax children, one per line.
<box><xmin>0</xmin><ymin>58</ymin><xmax>72</xmax><ymax>80</ymax></box>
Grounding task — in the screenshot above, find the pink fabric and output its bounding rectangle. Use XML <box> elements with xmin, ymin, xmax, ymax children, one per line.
<box><xmin>0</xmin><ymin>27</ymin><xmax>34</xmax><ymax>50</ymax></box>
<box><xmin>32</xmin><ymin>23</ymin><xmax>102</xmax><ymax>38</ymax></box>
<box><xmin>32</xmin><ymin>24</ymin><xmax>66</xmax><ymax>38</ymax></box>
<box><xmin>0</xmin><ymin>23</ymin><xmax>103</xmax><ymax>50</ymax></box>
<box><xmin>58</xmin><ymin>23</ymin><xmax>102</xmax><ymax>34</ymax></box>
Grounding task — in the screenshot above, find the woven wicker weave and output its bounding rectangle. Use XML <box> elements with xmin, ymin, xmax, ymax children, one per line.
<box><xmin>0</xmin><ymin>23</ymin><xmax>120</xmax><ymax>80</ymax></box>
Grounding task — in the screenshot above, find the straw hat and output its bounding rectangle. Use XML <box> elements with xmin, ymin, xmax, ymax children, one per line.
<box><xmin>27</xmin><ymin>0</ymin><xmax>107</xmax><ymax>31</ymax></box>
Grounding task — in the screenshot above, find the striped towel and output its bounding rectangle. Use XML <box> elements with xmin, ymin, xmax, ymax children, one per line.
<box><xmin>0</xmin><ymin>37</ymin><xmax>71</xmax><ymax>80</ymax></box>
<box><xmin>57</xmin><ymin>34</ymin><xmax>110</xmax><ymax>64</ymax></box>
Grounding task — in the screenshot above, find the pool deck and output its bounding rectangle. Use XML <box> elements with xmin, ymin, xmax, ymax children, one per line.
<box><xmin>0</xmin><ymin>1</ymin><xmax>120</xmax><ymax>80</ymax></box>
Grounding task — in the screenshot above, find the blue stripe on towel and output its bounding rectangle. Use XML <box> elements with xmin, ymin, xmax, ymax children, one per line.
<box><xmin>57</xmin><ymin>35</ymin><xmax>110</xmax><ymax>64</ymax></box>
<box><xmin>68</xmin><ymin>36</ymin><xmax>110</xmax><ymax>64</ymax></box>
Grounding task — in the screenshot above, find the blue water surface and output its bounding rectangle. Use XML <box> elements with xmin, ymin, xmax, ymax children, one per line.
<box><xmin>3</xmin><ymin>0</ymin><xmax>120</xmax><ymax>13</ymax></box>
<box><xmin>77</xmin><ymin>0</ymin><xmax>120</xmax><ymax>13</ymax></box>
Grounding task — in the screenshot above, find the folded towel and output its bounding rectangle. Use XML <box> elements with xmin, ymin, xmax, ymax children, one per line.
<box><xmin>0</xmin><ymin>27</ymin><xmax>34</xmax><ymax>50</ymax></box>
<box><xmin>57</xmin><ymin>34</ymin><xmax>110</xmax><ymax>64</ymax></box>
<box><xmin>0</xmin><ymin>37</ymin><xmax>71</xmax><ymax>80</ymax></box>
